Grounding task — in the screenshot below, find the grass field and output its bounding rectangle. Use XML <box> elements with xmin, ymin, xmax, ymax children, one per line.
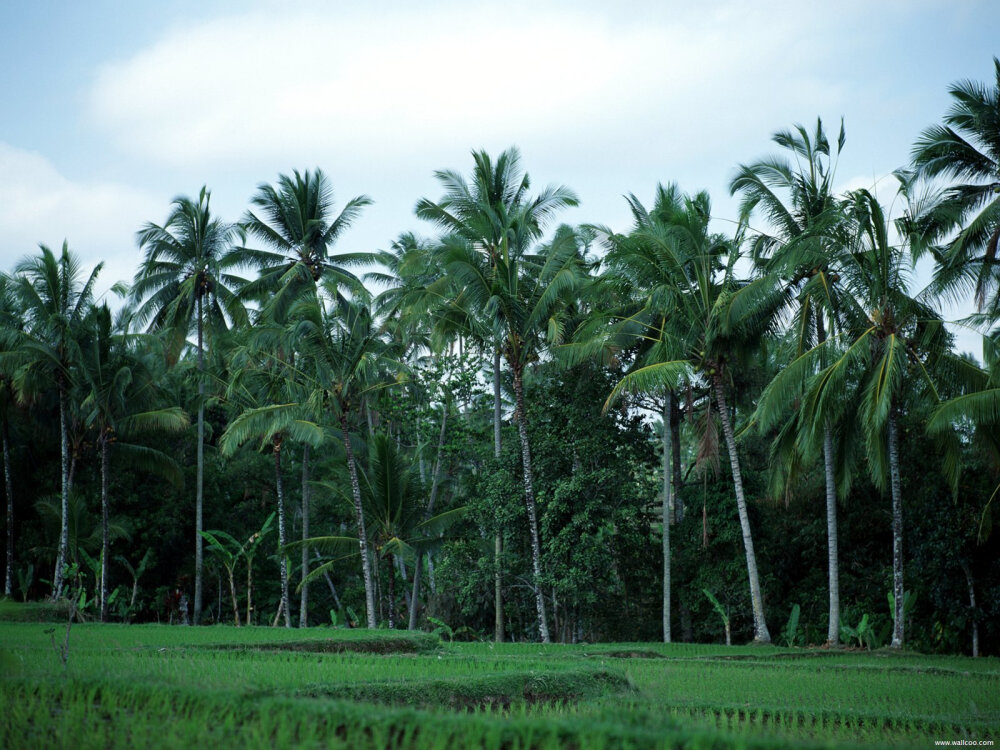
<box><xmin>1</xmin><ymin>620</ymin><xmax>996</xmax><ymax>749</ymax></box>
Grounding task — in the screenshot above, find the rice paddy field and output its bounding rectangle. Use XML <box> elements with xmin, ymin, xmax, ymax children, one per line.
<box><xmin>1</xmin><ymin>621</ymin><xmax>997</xmax><ymax>749</ymax></box>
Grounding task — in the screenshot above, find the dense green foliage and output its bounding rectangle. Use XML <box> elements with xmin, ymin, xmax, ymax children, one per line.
<box><xmin>3</xmin><ymin>62</ymin><xmax>1000</xmax><ymax>663</ymax></box>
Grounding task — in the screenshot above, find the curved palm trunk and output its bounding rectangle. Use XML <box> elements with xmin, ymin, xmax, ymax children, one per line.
<box><xmin>512</xmin><ymin>363</ymin><xmax>550</xmax><ymax>643</ymax></box>
<box><xmin>100</xmin><ymin>437</ymin><xmax>110</xmax><ymax>622</ymax></box>
<box><xmin>52</xmin><ymin>384</ymin><xmax>70</xmax><ymax>600</ymax></box>
<box><xmin>493</xmin><ymin>349</ymin><xmax>504</xmax><ymax>643</ymax></box>
<box><xmin>662</xmin><ymin>393</ymin><xmax>672</xmax><ymax>643</ymax></box>
<box><xmin>823</xmin><ymin>422</ymin><xmax>840</xmax><ymax>644</ymax></box>
<box><xmin>713</xmin><ymin>373</ymin><xmax>770</xmax><ymax>643</ymax></box>
<box><xmin>194</xmin><ymin>297</ymin><xmax>204</xmax><ymax>625</ymax></box>
<box><xmin>888</xmin><ymin>410</ymin><xmax>904</xmax><ymax>649</ymax></box>
<box><xmin>340</xmin><ymin>412</ymin><xmax>377</xmax><ymax>628</ymax></box>
<box><xmin>4</xmin><ymin>421</ymin><xmax>13</xmax><ymax>598</ymax></box>
<box><xmin>273</xmin><ymin>435</ymin><xmax>291</xmax><ymax>628</ymax></box>
<box><xmin>299</xmin><ymin>444</ymin><xmax>310</xmax><ymax>627</ymax></box>
<box><xmin>408</xmin><ymin>403</ymin><xmax>447</xmax><ymax>631</ymax></box>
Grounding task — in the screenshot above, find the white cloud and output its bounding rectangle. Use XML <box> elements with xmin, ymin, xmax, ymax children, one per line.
<box><xmin>86</xmin><ymin>3</ymin><xmax>842</xmax><ymax>173</ymax></box>
<box><xmin>0</xmin><ymin>143</ymin><xmax>161</xmax><ymax>299</ymax></box>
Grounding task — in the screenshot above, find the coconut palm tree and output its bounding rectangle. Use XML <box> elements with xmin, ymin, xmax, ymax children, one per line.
<box><xmin>0</xmin><ymin>274</ymin><xmax>21</xmax><ymax>598</ymax></box>
<box><xmin>767</xmin><ymin>179</ymin><xmax>950</xmax><ymax>648</ymax></box>
<box><xmin>4</xmin><ymin>242</ymin><xmax>102</xmax><ymax>599</ymax></box>
<box><xmin>731</xmin><ymin>118</ymin><xmax>849</xmax><ymax>644</ymax></box>
<box><xmin>598</xmin><ymin>186</ymin><xmax>785</xmax><ymax>644</ymax></box>
<box><xmin>131</xmin><ymin>187</ymin><xmax>249</xmax><ymax>624</ymax></box>
<box><xmin>218</xmin><ymin>341</ymin><xmax>324</xmax><ymax>628</ymax></box>
<box><xmin>416</xmin><ymin>147</ymin><xmax>578</xmax><ymax>643</ymax></box>
<box><xmin>239</xmin><ymin>168</ymin><xmax>373</xmax><ymax>319</ymax></box>
<box><xmin>437</xmin><ymin>223</ymin><xmax>587</xmax><ymax>642</ymax></box>
<box><xmin>78</xmin><ymin>303</ymin><xmax>189</xmax><ymax>621</ymax></box>
<box><xmin>294</xmin><ymin>431</ymin><xmax>464</xmax><ymax>628</ymax></box>
<box><xmin>284</xmin><ymin>289</ymin><xmax>401</xmax><ymax>628</ymax></box>
<box><xmin>912</xmin><ymin>58</ymin><xmax>1000</xmax><ymax>312</ymax></box>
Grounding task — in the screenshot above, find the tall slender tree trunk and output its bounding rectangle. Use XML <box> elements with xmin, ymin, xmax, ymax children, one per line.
<box><xmin>662</xmin><ymin>393</ymin><xmax>672</xmax><ymax>643</ymax></box>
<box><xmin>816</xmin><ymin>316</ymin><xmax>840</xmax><ymax>645</ymax></box>
<box><xmin>408</xmin><ymin>403</ymin><xmax>447</xmax><ymax>630</ymax></box>
<box><xmin>52</xmin><ymin>384</ymin><xmax>70</xmax><ymax>600</ymax></box>
<box><xmin>670</xmin><ymin>392</ymin><xmax>683</xmax><ymax>522</ymax></box>
<box><xmin>386</xmin><ymin>556</ymin><xmax>396</xmax><ymax>629</ymax></box>
<box><xmin>512</xmin><ymin>363</ymin><xmax>550</xmax><ymax>643</ymax></box>
<box><xmin>3</xmin><ymin>421</ymin><xmax>13</xmax><ymax>598</ymax></box>
<box><xmin>273</xmin><ymin>435</ymin><xmax>291</xmax><ymax>627</ymax></box>
<box><xmin>961</xmin><ymin>561</ymin><xmax>979</xmax><ymax>657</ymax></box>
<box><xmin>340</xmin><ymin>412</ymin><xmax>377</xmax><ymax>628</ymax></box>
<box><xmin>887</xmin><ymin>410</ymin><xmax>904</xmax><ymax>649</ymax></box>
<box><xmin>823</xmin><ymin>422</ymin><xmax>840</xmax><ymax>644</ymax></box>
<box><xmin>299</xmin><ymin>444</ymin><xmax>310</xmax><ymax>627</ymax></box>
<box><xmin>712</xmin><ymin>372</ymin><xmax>770</xmax><ymax>643</ymax></box>
<box><xmin>100</xmin><ymin>437</ymin><xmax>110</xmax><ymax>622</ymax></box>
<box><xmin>194</xmin><ymin>298</ymin><xmax>204</xmax><ymax>625</ymax></box>
<box><xmin>493</xmin><ymin>349</ymin><xmax>504</xmax><ymax>643</ymax></box>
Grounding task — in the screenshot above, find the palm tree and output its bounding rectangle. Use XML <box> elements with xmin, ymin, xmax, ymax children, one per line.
<box><xmin>131</xmin><ymin>187</ymin><xmax>249</xmax><ymax>624</ymax></box>
<box><xmin>416</xmin><ymin>147</ymin><xmax>578</xmax><ymax>643</ymax></box>
<box><xmin>0</xmin><ymin>274</ymin><xmax>21</xmax><ymax>598</ymax></box>
<box><xmin>731</xmin><ymin>118</ymin><xmax>848</xmax><ymax>644</ymax></box>
<box><xmin>766</xmin><ymin>180</ymin><xmax>950</xmax><ymax>648</ymax></box>
<box><xmin>288</xmin><ymin>290</ymin><xmax>401</xmax><ymax>628</ymax></box>
<box><xmin>240</xmin><ymin>168</ymin><xmax>373</xmax><ymax>319</ymax></box>
<box><xmin>598</xmin><ymin>186</ymin><xmax>784</xmax><ymax>643</ymax></box>
<box><xmin>294</xmin><ymin>432</ymin><xmax>463</xmax><ymax>628</ymax></box>
<box><xmin>912</xmin><ymin>58</ymin><xmax>1000</xmax><ymax>312</ymax></box>
<box><xmin>78</xmin><ymin>303</ymin><xmax>189</xmax><ymax>621</ymax></box>
<box><xmin>240</xmin><ymin>169</ymin><xmax>371</xmax><ymax>625</ymax></box>
<box><xmin>219</xmin><ymin>342</ymin><xmax>324</xmax><ymax>628</ymax></box>
<box><xmin>4</xmin><ymin>242</ymin><xmax>102</xmax><ymax>599</ymax></box>
<box><xmin>438</xmin><ymin>223</ymin><xmax>586</xmax><ymax>642</ymax></box>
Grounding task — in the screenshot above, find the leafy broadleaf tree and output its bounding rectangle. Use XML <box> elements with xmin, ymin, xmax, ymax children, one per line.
<box><xmin>131</xmin><ymin>187</ymin><xmax>249</xmax><ymax>624</ymax></box>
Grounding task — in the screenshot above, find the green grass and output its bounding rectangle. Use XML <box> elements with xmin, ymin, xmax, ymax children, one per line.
<box><xmin>1</xmin><ymin>621</ymin><xmax>997</xmax><ymax>749</ymax></box>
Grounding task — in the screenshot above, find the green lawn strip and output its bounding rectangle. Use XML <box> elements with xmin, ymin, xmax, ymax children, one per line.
<box><xmin>0</xmin><ymin>600</ymin><xmax>72</xmax><ymax>622</ymax></box>
<box><xmin>0</xmin><ymin>677</ymin><xmax>855</xmax><ymax>750</ymax></box>
<box><xmin>279</xmin><ymin>666</ymin><xmax>632</xmax><ymax>709</ymax></box>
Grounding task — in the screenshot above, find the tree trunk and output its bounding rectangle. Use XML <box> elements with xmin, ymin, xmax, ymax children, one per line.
<box><xmin>299</xmin><ymin>443</ymin><xmax>310</xmax><ymax>627</ymax></box>
<box><xmin>100</xmin><ymin>437</ymin><xmax>110</xmax><ymax>622</ymax></box>
<box><xmin>408</xmin><ymin>403</ymin><xmax>448</xmax><ymax>630</ymax></box>
<box><xmin>52</xmin><ymin>384</ymin><xmax>70</xmax><ymax>600</ymax></box>
<box><xmin>961</xmin><ymin>561</ymin><xmax>979</xmax><ymax>657</ymax></box>
<box><xmin>273</xmin><ymin>435</ymin><xmax>291</xmax><ymax>628</ymax></box>
<box><xmin>888</xmin><ymin>410</ymin><xmax>904</xmax><ymax>649</ymax></box>
<box><xmin>713</xmin><ymin>372</ymin><xmax>770</xmax><ymax>643</ymax></box>
<box><xmin>340</xmin><ymin>412</ymin><xmax>377</xmax><ymax>628</ymax></box>
<box><xmin>670</xmin><ymin>391</ymin><xmax>683</xmax><ymax>522</ymax></box>
<box><xmin>194</xmin><ymin>296</ymin><xmax>205</xmax><ymax>625</ymax></box>
<box><xmin>662</xmin><ymin>393</ymin><xmax>672</xmax><ymax>643</ymax></box>
<box><xmin>386</xmin><ymin>556</ymin><xmax>396</xmax><ymax>629</ymax></box>
<box><xmin>493</xmin><ymin>348</ymin><xmax>504</xmax><ymax>643</ymax></box>
<box><xmin>512</xmin><ymin>364</ymin><xmax>550</xmax><ymax>643</ymax></box>
<box><xmin>823</xmin><ymin>421</ymin><xmax>840</xmax><ymax>644</ymax></box>
<box><xmin>228</xmin><ymin>566</ymin><xmax>240</xmax><ymax>627</ymax></box>
<box><xmin>3</xmin><ymin>421</ymin><xmax>13</xmax><ymax>598</ymax></box>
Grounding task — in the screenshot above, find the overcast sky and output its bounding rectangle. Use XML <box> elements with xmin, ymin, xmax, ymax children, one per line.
<box><xmin>1</xmin><ymin>0</ymin><xmax>996</xmax><ymax>352</ymax></box>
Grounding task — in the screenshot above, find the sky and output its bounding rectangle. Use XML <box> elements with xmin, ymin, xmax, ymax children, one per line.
<box><xmin>0</xmin><ymin>0</ymin><xmax>996</xmax><ymax>354</ymax></box>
